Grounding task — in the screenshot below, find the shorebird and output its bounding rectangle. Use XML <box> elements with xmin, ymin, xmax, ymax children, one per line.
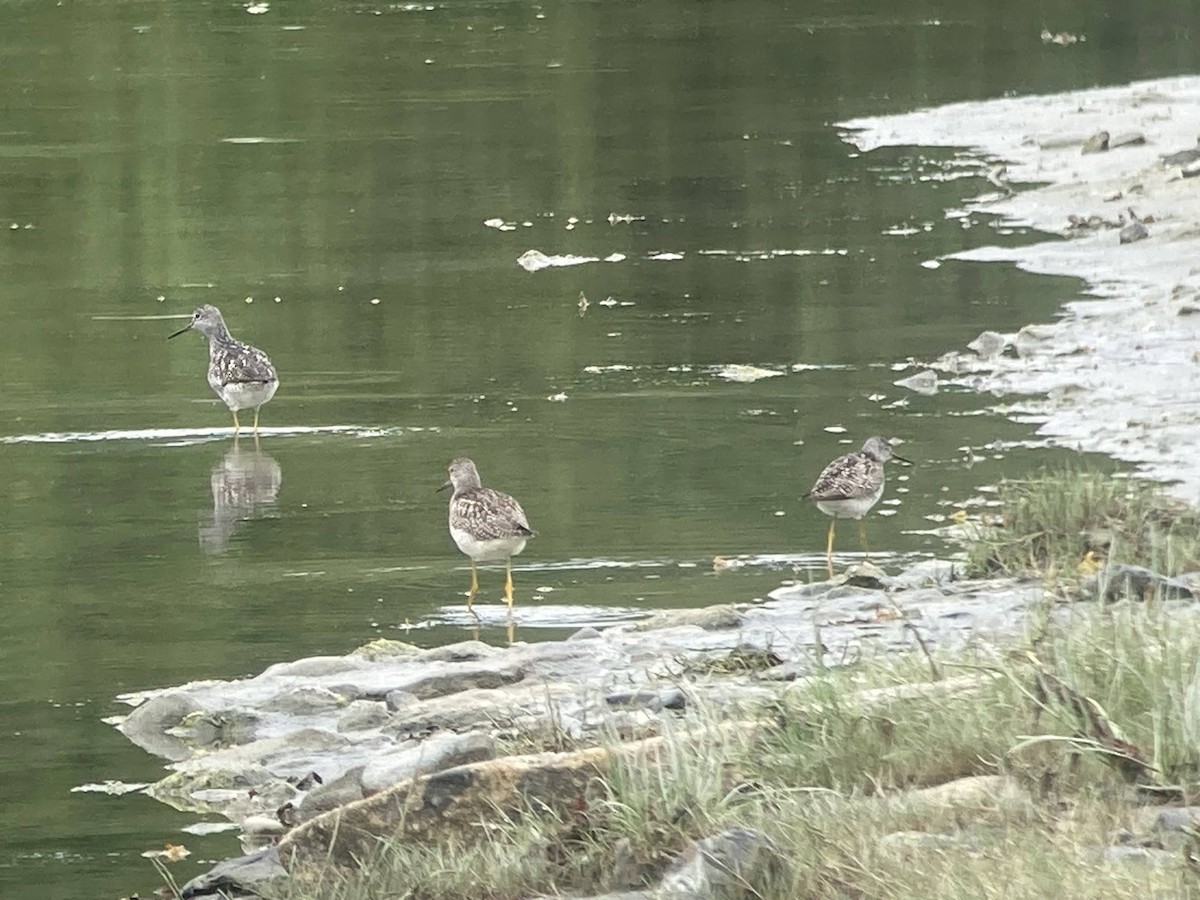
<box><xmin>804</xmin><ymin>436</ymin><xmax>910</xmax><ymax>574</ymax></box>
<box><xmin>439</xmin><ymin>457</ymin><xmax>534</xmax><ymax>611</ymax></box>
<box><xmin>169</xmin><ymin>305</ymin><xmax>279</xmax><ymax>436</ymax></box>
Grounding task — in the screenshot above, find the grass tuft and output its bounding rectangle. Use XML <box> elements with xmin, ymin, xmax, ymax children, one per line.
<box><xmin>965</xmin><ymin>465</ymin><xmax>1200</xmax><ymax>580</ymax></box>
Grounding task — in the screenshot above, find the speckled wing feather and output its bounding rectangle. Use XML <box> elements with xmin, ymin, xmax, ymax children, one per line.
<box><xmin>452</xmin><ymin>488</ymin><xmax>534</xmax><ymax>540</ymax></box>
<box><xmin>804</xmin><ymin>451</ymin><xmax>880</xmax><ymax>502</ymax></box>
<box><xmin>211</xmin><ymin>340</ymin><xmax>277</xmax><ymax>385</ymax></box>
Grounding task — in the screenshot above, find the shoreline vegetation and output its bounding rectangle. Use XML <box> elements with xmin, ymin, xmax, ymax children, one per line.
<box><xmin>143</xmin><ymin>467</ymin><xmax>1200</xmax><ymax>900</ymax></box>
<box><xmin>276</xmin><ymin>470</ymin><xmax>1200</xmax><ymax>900</ymax></box>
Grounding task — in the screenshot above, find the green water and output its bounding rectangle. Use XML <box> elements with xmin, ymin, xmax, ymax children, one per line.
<box><xmin>2</xmin><ymin>1</ymin><xmax>1200</xmax><ymax>897</ymax></box>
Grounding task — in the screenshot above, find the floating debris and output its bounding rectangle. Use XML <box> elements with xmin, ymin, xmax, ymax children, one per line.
<box><xmin>142</xmin><ymin>843</ymin><xmax>191</xmax><ymax>861</ymax></box>
<box><xmin>1040</xmin><ymin>29</ymin><xmax>1083</xmax><ymax>46</ymax></box>
<box><xmin>517</xmin><ymin>250</ymin><xmax>600</xmax><ymax>272</ymax></box>
<box><xmin>547</xmin><ymin>392</ymin><xmax>568</xmax><ymax>402</ymax></box>
<box><xmin>576</xmin><ymin>291</ymin><xmax>589</xmax><ymax>316</ymax></box>
<box><xmin>71</xmin><ymin>780</ymin><xmax>149</xmax><ymax>795</ymax></box>
<box><xmin>713</xmin><ymin>364</ymin><xmax>784</xmax><ymax>383</ymax></box>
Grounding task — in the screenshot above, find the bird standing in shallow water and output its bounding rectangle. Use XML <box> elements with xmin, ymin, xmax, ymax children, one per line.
<box><xmin>804</xmin><ymin>436</ymin><xmax>910</xmax><ymax>575</ymax></box>
<box><xmin>439</xmin><ymin>457</ymin><xmax>534</xmax><ymax>612</ymax></box>
<box><xmin>169</xmin><ymin>304</ymin><xmax>279</xmax><ymax>436</ymax></box>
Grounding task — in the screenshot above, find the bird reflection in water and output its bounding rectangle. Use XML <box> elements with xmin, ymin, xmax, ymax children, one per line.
<box><xmin>199</xmin><ymin>442</ymin><xmax>282</xmax><ymax>555</ymax></box>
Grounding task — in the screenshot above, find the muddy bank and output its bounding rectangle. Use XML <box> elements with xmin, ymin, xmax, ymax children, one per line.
<box><xmin>842</xmin><ymin>74</ymin><xmax>1200</xmax><ymax>501</ymax></box>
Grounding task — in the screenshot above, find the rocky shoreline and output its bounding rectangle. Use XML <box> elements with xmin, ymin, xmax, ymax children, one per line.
<box><xmin>842</xmin><ymin>74</ymin><xmax>1200</xmax><ymax>502</ymax></box>
<box><xmin>117</xmin><ymin>562</ymin><xmax>1041</xmax><ymax>896</ymax></box>
<box><xmin>114</xmin><ymin>74</ymin><xmax>1200</xmax><ymax>897</ymax></box>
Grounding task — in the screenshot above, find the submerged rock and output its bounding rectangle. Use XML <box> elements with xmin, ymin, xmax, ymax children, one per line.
<box><xmin>967</xmin><ymin>330</ymin><xmax>1006</xmax><ymax>360</ymax></box>
<box><xmin>634</xmin><ymin>604</ymin><xmax>744</xmax><ymax>631</ymax></box>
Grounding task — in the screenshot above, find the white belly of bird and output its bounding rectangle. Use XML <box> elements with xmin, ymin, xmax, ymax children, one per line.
<box><xmin>212</xmin><ymin>379</ymin><xmax>279</xmax><ymax>413</ymax></box>
<box><xmin>815</xmin><ymin>485</ymin><xmax>884</xmax><ymax>521</ymax></box>
<box><xmin>450</xmin><ymin>526</ymin><xmax>527</xmax><ymax>563</ymax></box>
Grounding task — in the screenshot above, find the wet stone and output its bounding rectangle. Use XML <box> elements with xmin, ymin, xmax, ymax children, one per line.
<box><xmin>418</xmin><ymin>640</ymin><xmax>498</xmax><ymax>662</ymax></box>
<box><xmin>180</xmin><ymin>847</ymin><xmax>288</xmax><ymax>899</ymax></box>
<box><xmin>1153</xmin><ymin>806</ymin><xmax>1200</xmax><ymax>832</ymax></box>
<box><xmin>294</xmin><ymin>765</ymin><xmax>366</xmax><ymax>823</ymax></box>
<box><xmin>262</xmin><ymin>686</ymin><xmax>346</xmax><ymax>715</ymax></box>
<box><xmin>635</xmin><ymin>604</ymin><xmax>744</xmax><ymax>631</ymax></box>
<box><xmin>384</xmin><ymin>689</ymin><xmax>418</xmax><ymax>711</ymax></box>
<box><xmin>337</xmin><ymin>699</ymin><xmax>392</xmax><ymax>733</ymax></box>
<box><xmin>361</xmin><ymin>730</ymin><xmax>495</xmax><ymax>793</ymax></box>
<box><xmin>605</xmin><ymin>688</ymin><xmax>686</xmax><ymax>711</ymax></box>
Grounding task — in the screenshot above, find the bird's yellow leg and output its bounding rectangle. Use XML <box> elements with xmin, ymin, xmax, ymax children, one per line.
<box><xmin>504</xmin><ymin>559</ymin><xmax>515</xmax><ymax>609</ymax></box>
<box><xmin>466</xmin><ymin>562</ymin><xmax>479</xmax><ymax>611</ymax></box>
<box><xmin>505</xmin><ymin>611</ymin><xmax>515</xmax><ymax>647</ymax></box>
<box><xmin>231</xmin><ymin>409</ymin><xmax>241</xmax><ymax>436</ymax></box>
<box><xmin>252</xmin><ymin>408</ymin><xmax>261</xmax><ymax>435</ymax></box>
<box><xmin>825</xmin><ymin>520</ymin><xmax>836</xmax><ymax>576</ymax></box>
<box><xmin>858</xmin><ymin>520</ymin><xmax>870</xmax><ymax>555</ymax></box>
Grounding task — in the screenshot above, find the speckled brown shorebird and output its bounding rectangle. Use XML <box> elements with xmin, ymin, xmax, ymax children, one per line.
<box><xmin>169</xmin><ymin>304</ymin><xmax>278</xmax><ymax>436</ymax></box>
<box><xmin>804</xmin><ymin>436</ymin><xmax>910</xmax><ymax>574</ymax></box>
<box><xmin>439</xmin><ymin>457</ymin><xmax>534</xmax><ymax>611</ymax></box>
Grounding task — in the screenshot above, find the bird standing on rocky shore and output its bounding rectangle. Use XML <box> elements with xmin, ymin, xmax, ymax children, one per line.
<box><xmin>805</xmin><ymin>436</ymin><xmax>910</xmax><ymax>574</ymax></box>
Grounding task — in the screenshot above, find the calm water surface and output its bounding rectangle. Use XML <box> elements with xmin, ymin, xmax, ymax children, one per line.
<box><xmin>3</xmin><ymin>1</ymin><xmax>1200</xmax><ymax>896</ymax></box>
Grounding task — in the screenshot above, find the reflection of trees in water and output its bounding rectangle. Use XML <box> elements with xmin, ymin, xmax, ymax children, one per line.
<box><xmin>199</xmin><ymin>444</ymin><xmax>282</xmax><ymax>556</ymax></box>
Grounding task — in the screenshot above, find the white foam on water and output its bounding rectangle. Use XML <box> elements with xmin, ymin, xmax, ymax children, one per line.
<box><xmin>0</xmin><ymin>424</ymin><xmax>432</xmax><ymax>446</ymax></box>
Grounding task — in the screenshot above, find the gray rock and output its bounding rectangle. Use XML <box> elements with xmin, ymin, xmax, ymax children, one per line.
<box><xmin>361</xmin><ymin>731</ymin><xmax>496</xmax><ymax>793</ymax></box>
<box><xmin>337</xmin><ymin>700</ymin><xmax>392</xmax><ymax>733</ymax></box>
<box><xmin>262</xmin><ymin>655</ymin><xmax>362</xmax><ymax>678</ymax></box>
<box><xmin>967</xmin><ymin>330</ymin><xmax>1006</xmax><ymax>360</ymax></box>
<box><xmin>1183</xmin><ymin>159</ymin><xmax>1200</xmax><ymax>179</ymax></box>
<box><xmin>262</xmin><ymin>686</ymin><xmax>347</xmax><ymax>715</ymax></box>
<box><xmin>830</xmin><ymin>561</ymin><xmax>892</xmax><ymax>590</ymax></box>
<box><xmin>635</xmin><ymin>605</ymin><xmax>744</xmax><ymax>631</ymax></box>
<box><xmin>180</xmin><ymin>846</ymin><xmax>288</xmax><ymax>898</ymax></box>
<box><xmin>1089</xmin><ymin>565</ymin><xmax>1196</xmax><ymax>602</ymax></box>
<box><xmin>893</xmin><ymin>370</ymin><xmax>938</xmax><ymax>396</ymax></box>
<box><xmin>1153</xmin><ymin>806</ymin><xmax>1200</xmax><ymax>832</ymax></box>
<box><xmin>385</xmin><ymin>689</ymin><xmax>419</xmax><ymax>711</ymax></box>
<box><xmin>167</xmin><ymin>708</ymin><xmax>263</xmax><ymax>748</ymax></box>
<box><xmin>118</xmin><ymin>692</ymin><xmax>204</xmax><ymax>761</ymax></box>
<box><xmin>659</xmin><ymin>827</ymin><xmax>787</xmax><ymax>899</ymax></box>
<box><xmin>349</xmin><ymin>638</ymin><xmax>421</xmax><ymax>661</ymax></box>
<box><xmin>295</xmin><ymin>765</ymin><xmax>366</xmax><ymax>823</ymax></box>
<box><xmin>1109</xmin><ymin>131</ymin><xmax>1147</xmax><ymax>148</ymax></box>
<box><xmin>398</xmin><ymin>664</ymin><xmax>523</xmax><ymax>700</ymax></box>
<box><xmin>1080</xmin><ymin>130</ymin><xmax>1110</xmax><ymax>154</ymax></box>
<box><xmin>605</xmin><ymin>688</ymin><xmax>686</xmax><ymax>712</ymax></box>
<box><xmin>419</xmin><ymin>640</ymin><xmax>498</xmax><ymax>662</ymax></box>
<box><xmin>1119</xmin><ymin>220</ymin><xmax>1149</xmax><ymax>244</ymax></box>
